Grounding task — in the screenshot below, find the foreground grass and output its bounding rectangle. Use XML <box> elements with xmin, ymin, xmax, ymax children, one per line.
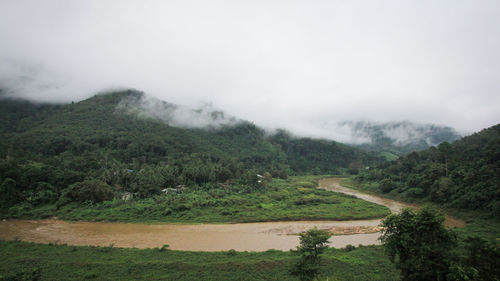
<box><xmin>0</xmin><ymin>241</ymin><xmax>399</xmax><ymax>281</ymax></box>
<box><xmin>6</xmin><ymin>176</ymin><xmax>390</xmax><ymax>223</ymax></box>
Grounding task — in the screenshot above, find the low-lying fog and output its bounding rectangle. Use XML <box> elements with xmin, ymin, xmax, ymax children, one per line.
<box><xmin>1</xmin><ymin>1</ymin><xmax>499</xmax><ymax>140</ymax></box>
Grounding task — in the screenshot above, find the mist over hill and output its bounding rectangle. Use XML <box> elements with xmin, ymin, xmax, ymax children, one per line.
<box><xmin>327</xmin><ymin>121</ymin><xmax>462</xmax><ymax>156</ymax></box>
<box><xmin>0</xmin><ymin>87</ymin><xmax>464</xmax><ymax>157</ymax></box>
<box><xmin>0</xmin><ymin>90</ymin><xmax>385</xmax><ymax>211</ymax></box>
<box><xmin>112</xmin><ymin>91</ymin><xmax>463</xmax><ymax>154</ymax></box>
<box><xmin>117</xmin><ymin>93</ymin><xmax>241</xmax><ymax>129</ymax></box>
<box><xmin>356</xmin><ymin>124</ymin><xmax>500</xmax><ymax>216</ymax></box>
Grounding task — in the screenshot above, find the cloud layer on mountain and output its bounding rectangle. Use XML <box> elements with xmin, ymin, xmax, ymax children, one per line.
<box><xmin>1</xmin><ymin>0</ymin><xmax>499</xmax><ymax>139</ymax></box>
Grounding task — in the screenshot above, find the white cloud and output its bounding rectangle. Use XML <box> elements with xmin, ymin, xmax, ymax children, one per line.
<box><xmin>0</xmin><ymin>0</ymin><xmax>499</xmax><ymax>137</ymax></box>
<box><xmin>117</xmin><ymin>93</ymin><xmax>241</xmax><ymax>129</ymax></box>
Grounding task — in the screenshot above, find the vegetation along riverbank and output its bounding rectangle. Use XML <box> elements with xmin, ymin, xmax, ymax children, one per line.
<box><xmin>3</xmin><ymin>176</ymin><xmax>390</xmax><ymax>223</ymax></box>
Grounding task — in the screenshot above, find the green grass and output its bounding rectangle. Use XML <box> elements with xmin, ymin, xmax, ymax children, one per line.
<box><xmin>453</xmin><ymin>215</ymin><xmax>500</xmax><ymax>242</ymax></box>
<box><xmin>6</xmin><ymin>176</ymin><xmax>390</xmax><ymax>223</ymax></box>
<box><xmin>0</xmin><ymin>241</ymin><xmax>399</xmax><ymax>281</ymax></box>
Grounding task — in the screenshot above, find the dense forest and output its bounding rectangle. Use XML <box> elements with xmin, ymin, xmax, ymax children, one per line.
<box><xmin>0</xmin><ymin>90</ymin><xmax>382</xmax><ymax>214</ymax></box>
<box><xmin>355</xmin><ymin>124</ymin><xmax>500</xmax><ymax>217</ymax></box>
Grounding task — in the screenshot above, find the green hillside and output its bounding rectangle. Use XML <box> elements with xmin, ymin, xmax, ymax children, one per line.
<box><xmin>355</xmin><ymin>124</ymin><xmax>500</xmax><ymax>217</ymax></box>
<box><xmin>341</xmin><ymin>121</ymin><xmax>462</xmax><ymax>156</ymax></box>
<box><xmin>0</xmin><ymin>90</ymin><xmax>383</xmax><ymax>216</ymax></box>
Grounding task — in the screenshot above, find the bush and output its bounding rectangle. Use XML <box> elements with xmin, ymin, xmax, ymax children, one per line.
<box><xmin>404</xmin><ymin>187</ymin><xmax>424</xmax><ymax>198</ymax></box>
<box><xmin>27</xmin><ymin>182</ymin><xmax>58</xmax><ymax>205</ymax></box>
<box><xmin>226</xmin><ymin>249</ymin><xmax>237</xmax><ymax>256</ymax></box>
<box><xmin>344</xmin><ymin>244</ymin><xmax>356</xmax><ymax>252</ymax></box>
<box><xmin>64</xmin><ymin>180</ymin><xmax>115</xmax><ymax>203</ymax></box>
<box><xmin>379</xmin><ymin>178</ymin><xmax>394</xmax><ymax>193</ymax></box>
<box><xmin>0</xmin><ymin>178</ymin><xmax>20</xmax><ymax>206</ymax></box>
<box><xmin>159</xmin><ymin>244</ymin><xmax>169</xmax><ymax>252</ymax></box>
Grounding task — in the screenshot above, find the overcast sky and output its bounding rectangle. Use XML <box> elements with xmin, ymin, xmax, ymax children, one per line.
<box><xmin>0</xmin><ymin>0</ymin><xmax>499</xmax><ymax>137</ymax></box>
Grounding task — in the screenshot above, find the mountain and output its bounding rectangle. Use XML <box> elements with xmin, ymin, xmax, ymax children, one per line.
<box><xmin>356</xmin><ymin>124</ymin><xmax>500</xmax><ymax>216</ymax></box>
<box><xmin>327</xmin><ymin>121</ymin><xmax>462</xmax><ymax>158</ymax></box>
<box><xmin>117</xmin><ymin>93</ymin><xmax>241</xmax><ymax>129</ymax></box>
<box><xmin>0</xmin><ymin>90</ymin><xmax>382</xmax><ymax>208</ymax></box>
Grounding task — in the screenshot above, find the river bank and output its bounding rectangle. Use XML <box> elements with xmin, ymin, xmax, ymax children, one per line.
<box><xmin>2</xmin><ymin>176</ymin><xmax>389</xmax><ymax>223</ymax></box>
<box><xmin>318</xmin><ymin>178</ymin><xmax>466</xmax><ymax>228</ymax></box>
<box><xmin>0</xmin><ymin>177</ymin><xmax>466</xmax><ymax>251</ymax></box>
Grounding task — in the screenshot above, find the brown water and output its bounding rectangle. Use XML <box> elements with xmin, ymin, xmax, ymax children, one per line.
<box><xmin>0</xmin><ymin>219</ymin><xmax>382</xmax><ymax>251</ymax></box>
<box><xmin>0</xmin><ymin>178</ymin><xmax>465</xmax><ymax>251</ymax></box>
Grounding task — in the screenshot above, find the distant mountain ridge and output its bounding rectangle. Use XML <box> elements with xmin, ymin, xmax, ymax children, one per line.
<box><xmin>333</xmin><ymin>121</ymin><xmax>462</xmax><ymax>156</ymax></box>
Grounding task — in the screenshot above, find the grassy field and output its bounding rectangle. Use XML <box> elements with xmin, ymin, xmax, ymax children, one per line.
<box><xmin>0</xmin><ymin>241</ymin><xmax>399</xmax><ymax>281</ymax></box>
<box><xmin>5</xmin><ymin>176</ymin><xmax>390</xmax><ymax>223</ymax></box>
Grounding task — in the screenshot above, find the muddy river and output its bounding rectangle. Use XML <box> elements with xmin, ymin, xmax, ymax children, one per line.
<box><xmin>0</xmin><ymin>178</ymin><xmax>465</xmax><ymax>251</ymax></box>
<box><xmin>319</xmin><ymin>178</ymin><xmax>466</xmax><ymax>228</ymax></box>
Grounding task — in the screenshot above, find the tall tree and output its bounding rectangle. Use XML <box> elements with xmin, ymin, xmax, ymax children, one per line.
<box><xmin>291</xmin><ymin>227</ymin><xmax>331</xmax><ymax>281</ymax></box>
<box><xmin>380</xmin><ymin>207</ymin><xmax>456</xmax><ymax>281</ymax></box>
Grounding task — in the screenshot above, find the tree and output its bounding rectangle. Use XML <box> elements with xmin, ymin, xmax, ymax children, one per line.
<box><xmin>0</xmin><ymin>178</ymin><xmax>20</xmax><ymax>206</ymax></box>
<box><xmin>431</xmin><ymin>177</ymin><xmax>454</xmax><ymax>203</ymax></box>
<box><xmin>458</xmin><ymin>237</ymin><xmax>500</xmax><ymax>281</ymax></box>
<box><xmin>380</xmin><ymin>206</ymin><xmax>456</xmax><ymax>281</ymax></box>
<box><xmin>291</xmin><ymin>227</ymin><xmax>331</xmax><ymax>281</ymax></box>
<box><xmin>438</xmin><ymin>142</ymin><xmax>452</xmax><ymax>177</ymax></box>
<box><xmin>380</xmin><ymin>178</ymin><xmax>395</xmax><ymax>193</ymax></box>
<box><xmin>64</xmin><ymin>180</ymin><xmax>115</xmax><ymax>203</ymax></box>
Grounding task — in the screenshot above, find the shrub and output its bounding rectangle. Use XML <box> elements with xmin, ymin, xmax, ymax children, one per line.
<box><xmin>344</xmin><ymin>244</ymin><xmax>356</xmax><ymax>252</ymax></box>
<box><xmin>63</xmin><ymin>180</ymin><xmax>115</xmax><ymax>203</ymax></box>
<box><xmin>159</xmin><ymin>244</ymin><xmax>170</xmax><ymax>252</ymax></box>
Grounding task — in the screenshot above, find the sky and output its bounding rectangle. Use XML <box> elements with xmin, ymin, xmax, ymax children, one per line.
<box><xmin>0</xmin><ymin>0</ymin><xmax>499</xmax><ymax>139</ymax></box>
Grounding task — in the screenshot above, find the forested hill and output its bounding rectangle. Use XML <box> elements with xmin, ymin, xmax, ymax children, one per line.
<box><xmin>356</xmin><ymin>124</ymin><xmax>500</xmax><ymax>217</ymax></box>
<box><xmin>339</xmin><ymin>121</ymin><xmax>462</xmax><ymax>156</ymax></box>
<box><xmin>0</xmin><ymin>90</ymin><xmax>382</xmax><ymax>208</ymax></box>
